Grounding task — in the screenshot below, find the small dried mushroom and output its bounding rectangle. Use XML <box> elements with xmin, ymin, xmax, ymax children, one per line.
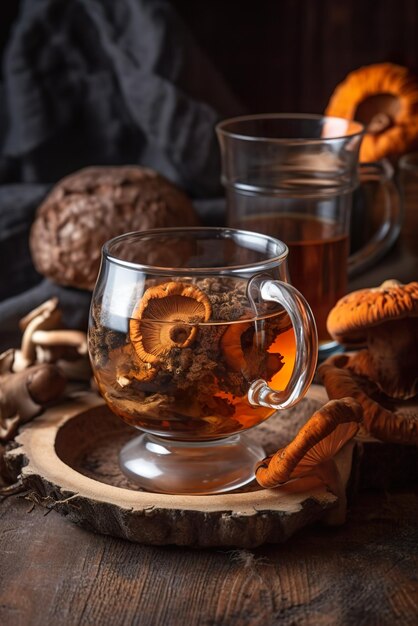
<box><xmin>256</xmin><ymin>398</ymin><xmax>363</xmax><ymax>524</ymax></box>
<box><xmin>327</xmin><ymin>279</ymin><xmax>418</xmax><ymax>400</ymax></box>
<box><xmin>0</xmin><ymin>299</ymin><xmax>90</xmax><ymax>382</ymax></box>
<box><xmin>129</xmin><ymin>282</ymin><xmax>212</xmax><ymax>364</ymax></box>
<box><xmin>30</xmin><ymin>166</ymin><xmax>200</xmax><ymax>291</ymax></box>
<box><xmin>0</xmin><ymin>364</ymin><xmax>66</xmax><ymax>441</ymax></box>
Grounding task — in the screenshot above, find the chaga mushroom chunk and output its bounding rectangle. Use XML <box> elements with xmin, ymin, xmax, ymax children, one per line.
<box><xmin>326</xmin><ymin>280</ymin><xmax>418</xmax><ymax>399</ymax></box>
<box><xmin>129</xmin><ymin>282</ymin><xmax>212</xmax><ymax>364</ymax></box>
<box><xmin>30</xmin><ymin>166</ymin><xmax>200</xmax><ymax>291</ymax></box>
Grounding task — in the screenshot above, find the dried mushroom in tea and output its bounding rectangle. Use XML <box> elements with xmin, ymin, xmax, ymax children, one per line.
<box><xmin>90</xmin><ymin>277</ymin><xmax>295</xmax><ymax>439</ymax></box>
<box><xmin>129</xmin><ymin>282</ymin><xmax>212</xmax><ymax>363</ymax></box>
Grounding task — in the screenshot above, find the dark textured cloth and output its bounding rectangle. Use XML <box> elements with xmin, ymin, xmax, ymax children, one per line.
<box><xmin>1</xmin><ymin>0</ymin><xmax>243</xmax><ymax>196</ymax></box>
<box><xmin>0</xmin><ymin>184</ymin><xmax>48</xmax><ymax>300</ymax></box>
<box><xmin>0</xmin><ymin>0</ymin><xmax>237</xmax><ymax>346</ymax></box>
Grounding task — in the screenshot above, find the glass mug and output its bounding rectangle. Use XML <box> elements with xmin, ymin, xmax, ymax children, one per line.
<box><xmin>88</xmin><ymin>228</ymin><xmax>317</xmax><ymax>494</ymax></box>
<box><xmin>216</xmin><ymin>114</ymin><xmax>401</xmax><ymax>353</ymax></box>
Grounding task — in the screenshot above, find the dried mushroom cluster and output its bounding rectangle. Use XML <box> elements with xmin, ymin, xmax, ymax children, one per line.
<box><xmin>256</xmin><ymin>279</ymin><xmax>418</xmax><ymax>521</ymax></box>
<box><xmin>0</xmin><ymin>299</ymin><xmax>90</xmax><ymax>441</ymax></box>
<box><xmin>30</xmin><ymin>166</ymin><xmax>200</xmax><ymax>291</ymax></box>
<box><xmin>89</xmin><ymin>277</ymin><xmax>289</xmax><ymax>436</ymax></box>
<box><xmin>319</xmin><ymin>279</ymin><xmax>418</xmax><ymax>445</ymax></box>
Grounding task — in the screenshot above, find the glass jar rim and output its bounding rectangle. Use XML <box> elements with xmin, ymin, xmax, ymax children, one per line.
<box><xmin>103</xmin><ymin>227</ymin><xmax>289</xmax><ymax>275</ymax></box>
<box><xmin>216</xmin><ymin>112</ymin><xmax>365</xmax><ymax>142</ymax></box>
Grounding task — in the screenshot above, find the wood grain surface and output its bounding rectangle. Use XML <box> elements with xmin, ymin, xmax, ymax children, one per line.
<box><xmin>1</xmin><ymin>487</ymin><xmax>417</xmax><ymax>626</ymax></box>
<box><xmin>4</xmin><ymin>390</ymin><xmax>339</xmax><ymax>548</ymax></box>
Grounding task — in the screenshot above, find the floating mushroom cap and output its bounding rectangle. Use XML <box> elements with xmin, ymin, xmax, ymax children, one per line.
<box><xmin>255</xmin><ymin>397</ymin><xmax>362</xmax><ymax>489</ymax></box>
<box><xmin>220</xmin><ymin>320</ymin><xmax>253</xmax><ymax>371</ymax></box>
<box><xmin>129</xmin><ymin>282</ymin><xmax>212</xmax><ymax>363</ymax></box>
<box><xmin>327</xmin><ymin>280</ymin><xmax>418</xmax><ymax>345</ymax></box>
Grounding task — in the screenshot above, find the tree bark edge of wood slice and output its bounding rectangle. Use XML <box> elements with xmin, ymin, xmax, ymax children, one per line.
<box><xmin>5</xmin><ymin>387</ymin><xmax>340</xmax><ymax>548</ymax></box>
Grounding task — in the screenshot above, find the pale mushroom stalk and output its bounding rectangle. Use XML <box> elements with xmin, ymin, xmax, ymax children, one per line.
<box><xmin>32</xmin><ymin>330</ymin><xmax>88</xmax><ymax>353</ymax></box>
<box><xmin>13</xmin><ymin>299</ymin><xmax>62</xmax><ymax>372</ymax></box>
<box><xmin>31</xmin><ymin>328</ymin><xmax>91</xmax><ymax>382</ymax></box>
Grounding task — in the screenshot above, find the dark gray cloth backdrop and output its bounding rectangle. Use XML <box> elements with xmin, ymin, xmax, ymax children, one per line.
<box><xmin>0</xmin><ymin>0</ymin><xmax>242</xmax><ymax>349</ymax></box>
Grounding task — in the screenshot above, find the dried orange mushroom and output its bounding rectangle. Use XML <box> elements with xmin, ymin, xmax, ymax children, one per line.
<box><xmin>220</xmin><ymin>321</ymin><xmax>252</xmax><ymax>371</ymax></box>
<box><xmin>129</xmin><ymin>282</ymin><xmax>211</xmax><ymax>364</ymax></box>
<box><xmin>325</xmin><ymin>63</ymin><xmax>418</xmax><ymax>162</ymax></box>
<box><xmin>220</xmin><ymin>319</ymin><xmax>284</xmax><ymax>380</ymax></box>
<box><xmin>327</xmin><ymin>279</ymin><xmax>418</xmax><ymax>400</ymax></box>
<box><xmin>256</xmin><ymin>397</ymin><xmax>363</xmax><ymax>524</ymax></box>
<box><xmin>318</xmin><ymin>353</ymin><xmax>418</xmax><ymax>445</ymax></box>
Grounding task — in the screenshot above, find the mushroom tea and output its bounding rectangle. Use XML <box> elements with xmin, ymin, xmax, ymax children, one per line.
<box><xmin>217</xmin><ymin>113</ymin><xmax>402</xmax><ymax>357</ymax></box>
<box><xmin>88</xmin><ymin>228</ymin><xmax>317</xmax><ymax>494</ymax></box>
<box><xmin>239</xmin><ymin>213</ymin><xmax>349</xmax><ymax>345</ymax></box>
<box><xmin>90</xmin><ymin>278</ymin><xmax>296</xmax><ymax>440</ymax></box>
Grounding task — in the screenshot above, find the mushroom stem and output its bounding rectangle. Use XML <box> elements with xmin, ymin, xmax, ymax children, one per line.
<box><xmin>31</xmin><ymin>330</ymin><xmax>88</xmax><ymax>354</ymax></box>
<box><xmin>15</xmin><ymin>299</ymin><xmax>63</xmax><ymax>372</ymax></box>
<box><xmin>314</xmin><ymin>459</ymin><xmax>347</xmax><ymax>525</ymax></box>
<box><xmin>365</xmin><ymin>319</ymin><xmax>418</xmax><ymax>399</ymax></box>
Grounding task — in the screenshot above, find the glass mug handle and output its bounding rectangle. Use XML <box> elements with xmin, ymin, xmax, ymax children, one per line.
<box><xmin>247</xmin><ymin>276</ymin><xmax>318</xmax><ymax>411</ymax></box>
<box><xmin>348</xmin><ymin>161</ymin><xmax>402</xmax><ymax>277</ymax></box>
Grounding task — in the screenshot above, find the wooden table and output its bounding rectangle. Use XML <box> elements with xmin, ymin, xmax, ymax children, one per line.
<box><xmin>1</xmin><ymin>482</ymin><xmax>417</xmax><ymax>626</ymax></box>
<box><xmin>1</xmin><ymin>245</ymin><xmax>417</xmax><ymax>626</ymax></box>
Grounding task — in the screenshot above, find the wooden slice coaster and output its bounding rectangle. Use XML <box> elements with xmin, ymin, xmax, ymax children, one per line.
<box><xmin>5</xmin><ymin>386</ymin><xmax>339</xmax><ymax>548</ymax></box>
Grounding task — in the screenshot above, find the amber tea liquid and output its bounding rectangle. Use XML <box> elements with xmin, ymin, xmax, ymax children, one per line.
<box><xmin>238</xmin><ymin>213</ymin><xmax>349</xmax><ymax>344</ymax></box>
<box><xmin>91</xmin><ymin>312</ymin><xmax>296</xmax><ymax>441</ymax></box>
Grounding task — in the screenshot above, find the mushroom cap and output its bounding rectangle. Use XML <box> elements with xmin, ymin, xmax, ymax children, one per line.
<box><xmin>30</xmin><ymin>166</ymin><xmax>199</xmax><ymax>291</ymax></box>
<box><xmin>255</xmin><ymin>397</ymin><xmax>362</xmax><ymax>488</ymax></box>
<box><xmin>220</xmin><ymin>319</ymin><xmax>253</xmax><ymax>372</ymax></box>
<box><xmin>129</xmin><ymin>282</ymin><xmax>212</xmax><ymax>364</ymax></box>
<box><xmin>327</xmin><ymin>280</ymin><xmax>418</xmax><ymax>344</ymax></box>
<box><xmin>325</xmin><ymin>62</ymin><xmax>418</xmax><ymax>163</ymax></box>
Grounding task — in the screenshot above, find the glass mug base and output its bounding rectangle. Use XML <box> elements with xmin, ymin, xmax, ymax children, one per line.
<box><xmin>119</xmin><ymin>432</ymin><xmax>265</xmax><ymax>495</ymax></box>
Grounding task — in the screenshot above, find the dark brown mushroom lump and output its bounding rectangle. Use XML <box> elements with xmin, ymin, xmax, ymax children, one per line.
<box><xmin>89</xmin><ymin>277</ymin><xmax>294</xmax><ymax>438</ymax></box>
<box><xmin>30</xmin><ymin>166</ymin><xmax>200</xmax><ymax>291</ymax></box>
